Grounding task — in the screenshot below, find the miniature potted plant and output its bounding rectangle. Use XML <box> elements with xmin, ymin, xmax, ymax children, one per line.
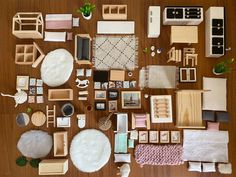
<box><xmin>78</xmin><ymin>1</ymin><xmax>95</xmax><ymax>20</ymax></box>
<box><xmin>213</xmin><ymin>58</ymin><xmax>234</xmax><ymax>75</ymax></box>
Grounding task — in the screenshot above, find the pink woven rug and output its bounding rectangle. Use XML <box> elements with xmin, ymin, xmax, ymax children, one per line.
<box><xmin>135</xmin><ymin>144</ymin><xmax>184</xmax><ymax>167</ymax></box>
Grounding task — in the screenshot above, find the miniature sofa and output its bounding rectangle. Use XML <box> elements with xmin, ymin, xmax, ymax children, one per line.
<box><xmin>75</xmin><ymin>34</ymin><xmax>91</xmax><ymax>64</ymax></box>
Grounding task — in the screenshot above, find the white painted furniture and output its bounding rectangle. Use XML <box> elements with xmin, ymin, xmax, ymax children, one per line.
<box><xmin>114</xmin><ymin>113</ymin><xmax>128</xmax><ymax>133</ymax></box>
<box><xmin>102</xmin><ymin>5</ymin><xmax>127</xmax><ymax>20</ymax></box>
<box><xmin>97</xmin><ymin>21</ymin><xmax>135</xmax><ymax>34</ymax></box>
<box><xmin>179</xmin><ymin>68</ymin><xmax>197</xmax><ymax>82</ymax></box>
<box><xmin>205</xmin><ymin>7</ymin><xmax>225</xmax><ymax>57</ymax></box>
<box><xmin>163</xmin><ymin>7</ymin><xmax>203</xmax><ymax>25</ymax></box>
<box><xmin>147</xmin><ymin>6</ymin><xmax>160</xmax><ymax>38</ymax></box>
<box><xmin>39</xmin><ymin>159</ymin><xmax>68</xmax><ymax>175</ymax></box>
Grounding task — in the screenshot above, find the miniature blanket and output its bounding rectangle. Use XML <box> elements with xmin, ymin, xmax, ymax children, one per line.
<box><xmin>45</xmin><ymin>14</ymin><xmax>72</xmax><ymax>29</ymax></box>
<box><xmin>135</xmin><ymin>144</ymin><xmax>184</xmax><ymax>166</ymax></box>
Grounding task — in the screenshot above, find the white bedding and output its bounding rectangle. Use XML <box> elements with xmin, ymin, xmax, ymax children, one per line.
<box><xmin>183</xmin><ymin>130</ymin><xmax>229</xmax><ymax>162</ymax></box>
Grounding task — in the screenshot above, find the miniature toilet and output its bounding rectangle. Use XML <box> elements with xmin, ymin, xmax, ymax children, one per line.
<box><xmin>77</xmin><ymin>114</ymin><xmax>86</xmax><ymax>128</ymax></box>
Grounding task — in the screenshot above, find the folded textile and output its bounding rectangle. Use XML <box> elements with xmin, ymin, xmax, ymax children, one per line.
<box><xmin>45</xmin><ymin>14</ymin><xmax>72</xmax><ymax>29</ymax></box>
<box><xmin>44</xmin><ymin>31</ymin><xmax>66</xmax><ymax>42</ymax></box>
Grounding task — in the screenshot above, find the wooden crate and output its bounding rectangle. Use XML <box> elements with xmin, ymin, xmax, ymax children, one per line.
<box><xmin>38</xmin><ymin>159</ymin><xmax>68</xmax><ymax>175</ymax></box>
<box><xmin>48</xmin><ymin>89</ymin><xmax>73</xmax><ymax>101</ymax></box>
<box><xmin>102</xmin><ymin>5</ymin><xmax>127</xmax><ymax>20</ymax></box>
<box><xmin>54</xmin><ymin>131</ymin><xmax>68</xmax><ymax>157</ymax></box>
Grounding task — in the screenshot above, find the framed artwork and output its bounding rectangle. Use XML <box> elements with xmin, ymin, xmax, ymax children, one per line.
<box><xmin>108</xmin><ymin>90</ymin><xmax>119</xmax><ymax>100</ymax></box>
<box><xmin>171</xmin><ymin>131</ymin><xmax>181</xmax><ymax>143</ymax></box>
<box><xmin>95</xmin><ymin>102</ymin><xmax>106</xmax><ymax>111</ymax></box>
<box><xmin>138</xmin><ymin>131</ymin><xmax>148</xmax><ymax>143</ymax></box>
<box><xmin>94</xmin><ymin>90</ymin><xmax>106</xmax><ymax>100</ymax></box>
<box><xmin>108</xmin><ymin>100</ymin><xmax>117</xmax><ymax>112</ymax></box>
<box><xmin>160</xmin><ymin>131</ymin><xmax>169</xmax><ymax>143</ymax></box>
<box><xmin>16</xmin><ymin>76</ymin><xmax>29</xmax><ymax>90</ymax></box>
<box><xmin>149</xmin><ymin>131</ymin><xmax>159</xmax><ymax>143</ymax></box>
<box><xmin>121</xmin><ymin>91</ymin><xmax>141</xmax><ymax>109</ymax></box>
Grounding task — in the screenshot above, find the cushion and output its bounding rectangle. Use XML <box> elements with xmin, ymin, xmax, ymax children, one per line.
<box><xmin>202</xmin><ymin>110</ymin><xmax>215</xmax><ymax>121</ymax></box>
<box><xmin>114</xmin><ymin>154</ymin><xmax>131</xmax><ymax>163</ymax></box>
<box><xmin>218</xmin><ymin>163</ymin><xmax>232</xmax><ymax>174</ymax></box>
<box><xmin>188</xmin><ymin>162</ymin><xmax>201</xmax><ymax>172</ymax></box>
<box><xmin>202</xmin><ymin>162</ymin><xmax>216</xmax><ymax>172</ymax></box>
<box><xmin>72</xmin><ymin>17</ymin><xmax>79</xmax><ymax>27</ymax></box>
<box><xmin>203</xmin><ymin>77</ymin><xmax>227</xmax><ymax>111</ymax></box>
<box><xmin>216</xmin><ymin>111</ymin><xmax>230</xmax><ymax>122</ymax></box>
<box><xmin>207</xmin><ymin>122</ymin><xmax>219</xmax><ymax>131</ymax></box>
<box><xmin>67</xmin><ymin>32</ymin><xmax>73</xmax><ymax>40</ymax></box>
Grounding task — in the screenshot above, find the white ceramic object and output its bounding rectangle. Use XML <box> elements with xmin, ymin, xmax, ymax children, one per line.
<box><xmin>150</xmin><ymin>46</ymin><xmax>155</xmax><ymax>51</ymax></box>
<box><xmin>1</xmin><ymin>89</ymin><xmax>27</xmax><ymax>107</ymax></box>
<box><xmin>151</xmin><ymin>51</ymin><xmax>155</xmax><ymax>57</ymax></box>
<box><xmin>77</xmin><ymin>114</ymin><xmax>86</xmax><ymax>128</ymax></box>
<box><xmin>82</xmin><ymin>12</ymin><xmax>92</xmax><ymax>20</ymax></box>
<box><xmin>41</xmin><ymin>49</ymin><xmax>73</xmax><ymax>87</ymax></box>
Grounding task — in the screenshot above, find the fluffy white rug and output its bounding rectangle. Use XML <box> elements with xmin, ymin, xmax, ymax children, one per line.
<box><xmin>70</xmin><ymin>129</ymin><xmax>111</xmax><ymax>173</ymax></box>
<box><xmin>17</xmin><ymin>130</ymin><xmax>52</xmax><ymax>158</ymax></box>
<box><xmin>41</xmin><ymin>48</ymin><xmax>73</xmax><ymax>87</ymax></box>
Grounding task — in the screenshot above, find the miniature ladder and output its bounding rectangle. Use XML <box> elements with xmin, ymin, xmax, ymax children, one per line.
<box><xmin>46</xmin><ymin>105</ymin><xmax>56</xmax><ymax>127</ymax></box>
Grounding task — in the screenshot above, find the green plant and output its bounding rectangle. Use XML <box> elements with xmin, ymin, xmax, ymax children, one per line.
<box><xmin>16</xmin><ymin>156</ymin><xmax>28</xmax><ymax>167</ymax></box>
<box><xmin>26</xmin><ymin>107</ymin><xmax>32</xmax><ymax>113</ymax></box>
<box><xmin>143</xmin><ymin>47</ymin><xmax>148</xmax><ymax>53</ymax></box>
<box><xmin>214</xmin><ymin>58</ymin><xmax>234</xmax><ymax>74</ymax></box>
<box><xmin>29</xmin><ymin>158</ymin><xmax>41</xmax><ymax>168</ymax></box>
<box><xmin>77</xmin><ymin>2</ymin><xmax>95</xmax><ymax>17</ymax></box>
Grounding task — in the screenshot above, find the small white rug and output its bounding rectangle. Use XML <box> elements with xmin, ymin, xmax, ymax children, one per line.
<box><xmin>93</xmin><ymin>35</ymin><xmax>138</xmax><ymax>70</ymax></box>
<box><xmin>70</xmin><ymin>129</ymin><xmax>111</xmax><ymax>173</ymax></box>
<box><xmin>17</xmin><ymin>130</ymin><xmax>52</xmax><ymax>158</ymax></box>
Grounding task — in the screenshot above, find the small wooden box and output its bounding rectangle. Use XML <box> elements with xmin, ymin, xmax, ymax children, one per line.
<box><xmin>48</xmin><ymin>89</ymin><xmax>73</xmax><ymax>101</ymax></box>
<box><xmin>53</xmin><ymin>131</ymin><xmax>68</xmax><ymax>157</ymax></box>
<box><xmin>102</xmin><ymin>5</ymin><xmax>127</xmax><ymax>20</ymax></box>
<box><xmin>110</xmin><ymin>70</ymin><xmax>125</xmax><ymax>81</ymax></box>
<box><xmin>39</xmin><ymin>159</ymin><xmax>68</xmax><ymax>175</ymax></box>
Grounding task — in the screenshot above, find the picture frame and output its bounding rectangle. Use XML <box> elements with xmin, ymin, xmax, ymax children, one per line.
<box><xmin>121</xmin><ymin>91</ymin><xmax>141</xmax><ymax>109</ymax></box>
<box><xmin>95</xmin><ymin>102</ymin><xmax>106</xmax><ymax>111</ymax></box>
<box><xmin>108</xmin><ymin>100</ymin><xmax>117</xmax><ymax>112</ymax></box>
<box><xmin>171</xmin><ymin>131</ymin><xmax>181</xmax><ymax>143</ymax></box>
<box><xmin>149</xmin><ymin>131</ymin><xmax>159</xmax><ymax>143</ymax></box>
<box><xmin>108</xmin><ymin>90</ymin><xmax>119</xmax><ymax>100</ymax></box>
<box><xmin>16</xmin><ymin>75</ymin><xmax>29</xmax><ymax>90</ymax></box>
<box><xmin>160</xmin><ymin>131</ymin><xmax>169</xmax><ymax>143</ymax></box>
<box><xmin>94</xmin><ymin>90</ymin><xmax>106</xmax><ymax>100</ymax></box>
<box><xmin>139</xmin><ymin>131</ymin><xmax>148</xmax><ymax>143</ymax></box>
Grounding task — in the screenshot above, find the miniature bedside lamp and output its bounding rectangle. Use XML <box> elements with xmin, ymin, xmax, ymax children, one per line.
<box><xmin>1</xmin><ymin>89</ymin><xmax>27</xmax><ymax>107</ymax></box>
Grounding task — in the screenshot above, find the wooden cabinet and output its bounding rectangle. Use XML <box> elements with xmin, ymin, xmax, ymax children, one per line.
<box><xmin>147</xmin><ymin>6</ymin><xmax>160</xmax><ymax>38</ymax></box>
<box><xmin>39</xmin><ymin>159</ymin><xmax>68</xmax><ymax>175</ymax></box>
<box><xmin>48</xmin><ymin>89</ymin><xmax>73</xmax><ymax>101</ymax></box>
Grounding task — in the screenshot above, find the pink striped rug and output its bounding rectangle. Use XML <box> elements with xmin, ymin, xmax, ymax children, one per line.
<box><xmin>135</xmin><ymin>144</ymin><xmax>184</xmax><ymax>167</ymax></box>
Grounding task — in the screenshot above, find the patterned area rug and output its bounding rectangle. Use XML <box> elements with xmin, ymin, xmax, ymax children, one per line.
<box><xmin>93</xmin><ymin>35</ymin><xmax>138</xmax><ymax>70</ymax></box>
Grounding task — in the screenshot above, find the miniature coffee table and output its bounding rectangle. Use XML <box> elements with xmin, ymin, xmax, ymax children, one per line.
<box><xmin>41</xmin><ymin>49</ymin><xmax>73</xmax><ymax>87</ymax></box>
<box><xmin>31</xmin><ymin>111</ymin><xmax>46</xmax><ymax>126</ymax></box>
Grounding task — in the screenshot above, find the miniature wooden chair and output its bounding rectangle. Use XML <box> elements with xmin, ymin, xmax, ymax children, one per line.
<box><xmin>167</xmin><ymin>47</ymin><xmax>182</xmax><ymax>63</ymax></box>
<box><xmin>184</xmin><ymin>54</ymin><xmax>198</xmax><ymax>66</ymax></box>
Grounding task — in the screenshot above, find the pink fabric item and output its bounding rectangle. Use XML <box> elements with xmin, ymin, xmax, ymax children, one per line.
<box><xmin>46</xmin><ymin>20</ymin><xmax>72</xmax><ymax>29</ymax></box>
<box><xmin>135</xmin><ymin>144</ymin><xmax>184</xmax><ymax>166</ymax></box>
<box><xmin>67</xmin><ymin>32</ymin><xmax>73</xmax><ymax>41</ymax></box>
<box><xmin>135</xmin><ymin>119</ymin><xmax>146</xmax><ymax>127</ymax></box>
<box><xmin>207</xmin><ymin>122</ymin><xmax>220</xmax><ymax>131</ymax></box>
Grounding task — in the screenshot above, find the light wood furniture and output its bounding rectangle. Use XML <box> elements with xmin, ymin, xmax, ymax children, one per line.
<box><xmin>48</xmin><ymin>89</ymin><xmax>73</xmax><ymax>101</ymax></box>
<box><xmin>114</xmin><ymin>113</ymin><xmax>128</xmax><ymax>133</ymax></box>
<box><xmin>184</xmin><ymin>54</ymin><xmax>198</xmax><ymax>66</ymax></box>
<box><xmin>170</xmin><ymin>26</ymin><xmax>198</xmax><ymax>45</ymax></box>
<box><xmin>102</xmin><ymin>5</ymin><xmax>127</xmax><ymax>20</ymax></box>
<box><xmin>53</xmin><ymin>131</ymin><xmax>68</xmax><ymax>157</ymax></box>
<box><xmin>131</xmin><ymin>113</ymin><xmax>150</xmax><ymax>129</ymax></box>
<box><xmin>176</xmin><ymin>90</ymin><xmax>205</xmax><ymax>128</ymax></box>
<box><xmin>12</xmin><ymin>12</ymin><xmax>44</xmax><ymax>39</ymax></box>
<box><xmin>38</xmin><ymin>159</ymin><xmax>68</xmax><ymax>175</ymax></box>
<box><xmin>74</xmin><ymin>34</ymin><xmax>91</xmax><ymax>65</ymax></box>
<box><xmin>31</xmin><ymin>111</ymin><xmax>46</xmax><ymax>126</ymax></box>
<box><xmin>110</xmin><ymin>70</ymin><xmax>125</xmax><ymax>81</ymax></box>
<box><xmin>46</xmin><ymin>105</ymin><xmax>56</xmax><ymax>127</ymax></box>
<box><xmin>147</xmin><ymin>6</ymin><xmax>160</xmax><ymax>38</ymax></box>
<box><xmin>179</xmin><ymin>68</ymin><xmax>197</xmax><ymax>82</ymax></box>
<box><xmin>16</xmin><ymin>76</ymin><xmax>29</xmax><ymax>90</ymax></box>
<box><xmin>167</xmin><ymin>47</ymin><xmax>182</xmax><ymax>63</ymax></box>
<box><xmin>97</xmin><ymin>21</ymin><xmax>135</xmax><ymax>34</ymax></box>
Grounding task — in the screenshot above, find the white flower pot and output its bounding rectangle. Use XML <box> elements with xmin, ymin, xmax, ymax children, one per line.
<box><xmin>212</xmin><ymin>68</ymin><xmax>223</xmax><ymax>75</ymax></box>
<box><xmin>82</xmin><ymin>12</ymin><xmax>92</xmax><ymax>20</ymax></box>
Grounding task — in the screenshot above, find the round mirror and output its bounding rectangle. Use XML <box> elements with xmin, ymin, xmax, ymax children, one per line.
<box><xmin>16</xmin><ymin>113</ymin><xmax>30</xmax><ymax>127</ymax></box>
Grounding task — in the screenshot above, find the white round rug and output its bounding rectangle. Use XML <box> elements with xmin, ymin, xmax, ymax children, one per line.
<box><xmin>17</xmin><ymin>130</ymin><xmax>52</xmax><ymax>158</ymax></box>
<box><xmin>70</xmin><ymin>129</ymin><xmax>111</xmax><ymax>173</ymax></box>
<box><xmin>41</xmin><ymin>48</ymin><xmax>73</xmax><ymax>87</ymax></box>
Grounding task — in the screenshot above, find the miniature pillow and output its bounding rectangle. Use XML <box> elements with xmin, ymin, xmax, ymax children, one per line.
<box><xmin>114</xmin><ymin>154</ymin><xmax>131</xmax><ymax>163</ymax></box>
<box><xmin>218</xmin><ymin>163</ymin><xmax>232</xmax><ymax>174</ymax></box>
<box><xmin>207</xmin><ymin>122</ymin><xmax>219</xmax><ymax>131</ymax></box>
<box><xmin>188</xmin><ymin>162</ymin><xmax>201</xmax><ymax>172</ymax></box>
<box><xmin>202</xmin><ymin>163</ymin><xmax>216</xmax><ymax>172</ymax></box>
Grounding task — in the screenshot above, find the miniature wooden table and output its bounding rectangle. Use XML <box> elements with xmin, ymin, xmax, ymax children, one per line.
<box><xmin>31</xmin><ymin>111</ymin><xmax>46</xmax><ymax>126</ymax></box>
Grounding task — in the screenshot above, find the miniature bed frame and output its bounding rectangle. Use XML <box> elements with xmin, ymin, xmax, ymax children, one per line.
<box><xmin>167</xmin><ymin>47</ymin><xmax>182</xmax><ymax>63</ymax></box>
<box><xmin>12</xmin><ymin>12</ymin><xmax>44</xmax><ymax>39</ymax></box>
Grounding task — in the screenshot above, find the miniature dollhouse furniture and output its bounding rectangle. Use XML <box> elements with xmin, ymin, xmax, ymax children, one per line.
<box><xmin>176</xmin><ymin>90</ymin><xmax>205</xmax><ymax>128</ymax></box>
<box><xmin>12</xmin><ymin>12</ymin><xmax>44</xmax><ymax>39</ymax></box>
<box><xmin>167</xmin><ymin>47</ymin><xmax>182</xmax><ymax>63</ymax></box>
<box><xmin>205</xmin><ymin>7</ymin><xmax>225</xmax><ymax>57</ymax></box>
<box><xmin>46</xmin><ymin>105</ymin><xmax>56</xmax><ymax>127</ymax></box>
<box><xmin>184</xmin><ymin>53</ymin><xmax>198</xmax><ymax>66</ymax></box>
<box><xmin>45</xmin><ymin>14</ymin><xmax>72</xmax><ymax>29</ymax></box>
<box><xmin>44</xmin><ymin>31</ymin><xmax>66</xmax><ymax>42</ymax></box>
<box><xmin>115</xmin><ymin>133</ymin><xmax>128</xmax><ymax>153</ymax></box>
<box><xmin>170</xmin><ymin>26</ymin><xmax>198</xmax><ymax>45</ymax></box>
<box><xmin>114</xmin><ymin>113</ymin><xmax>128</xmax><ymax>133</ymax></box>
<box><xmin>102</xmin><ymin>5</ymin><xmax>127</xmax><ymax>20</ymax></box>
<box><xmin>75</xmin><ymin>34</ymin><xmax>92</xmax><ymax>64</ymax></box>
<box><xmin>41</xmin><ymin>49</ymin><xmax>73</xmax><ymax>87</ymax></box>
<box><xmin>38</xmin><ymin>159</ymin><xmax>68</xmax><ymax>175</ymax></box>
<box><xmin>147</xmin><ymin>6</ymin><xmax>160</xmax><ymax>38</ymax></box>
<box><xmin>97</xmin><ymin>21</ymin><xmax>135</xmax><ymax>34</ymax></box>
<box><xmin>131</xmin><ymin>113</ymin><xmax>150</xmax><ymax>129</ymax></box>
<box><xmin>48</xmin><ymin>89</ymin><xmax>73</xmax><ymax>101</ymax></box>
<box><xmin>53</xmin><ymin>131</ymin><xmax>68</xmax><ymax>157</ymax></box>
<box><xmin>179</xmin><ymin>68</ymin><xmax>197</xmax><ymax>82</ymax></box>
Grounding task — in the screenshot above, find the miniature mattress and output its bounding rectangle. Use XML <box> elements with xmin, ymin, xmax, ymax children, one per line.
<box><xmin>44</xmin><ymin>32</ymin><xmax>66</xmax><ymax>42</ymax></box>
<box><xmin>183</xmin><ymin>130</ymin><xmax>229</xmax><ymax>162</ymax></box>
<box><xmin>45</xmin><ymin>14</ymin><xmax>72</xmax><ymax>29</ymax></box>
<box><xmin>202</xmin><ymin>77</ymin><xmax>227</xmax><ymax>111</ymax></box>
<box><xmin>70</xmin><ymin>129</ymin><xmax>111</xmax><ymax>173</ymax></box>
<box><xmin>135</xmin><ymin>144</ymin><xmax>184</xmax><ymax>166</ymax></box>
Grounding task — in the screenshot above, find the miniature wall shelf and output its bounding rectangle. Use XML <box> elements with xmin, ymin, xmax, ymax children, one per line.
<box><xmin>12</xmin><ymin>12</ymin><xmax>44</xmax><ymax>39</ymax></box>
<box><xmin>102</xmin><ymin>5</ymin><xmax>127</xmax><ymax>20</ymax></box>
<box><xmin>48</xmin><ymin>89</ymin><xmax>73</xmax><ymax>101</ymax></box>
<box><xmin>38</xmin><ymin>159</ymin><xmax>68</xmax><ymax>175</ymax></box>
<box><xmin>53</xmin><ymin>131</ymin><xmax>68</xmax><ymax>157</ymax></box>
<box><xmin>15</xmin><ymin>42</ymin><xmax>45</xmax><ymax>66</ymax></box>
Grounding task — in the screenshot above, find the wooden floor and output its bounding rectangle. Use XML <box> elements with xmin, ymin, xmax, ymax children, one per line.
<box><xmin>0</xmin><ymin>0</ymin><xmax>235</xmax><ymax>177</ymax></box>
